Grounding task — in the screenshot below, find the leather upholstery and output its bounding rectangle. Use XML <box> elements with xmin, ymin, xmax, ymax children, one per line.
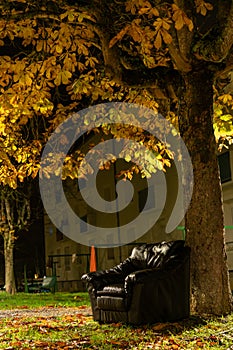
<box><xmin>82</xmin><ymin>240</ymin><xmax>190</xmax><ymax>325</ymax></box>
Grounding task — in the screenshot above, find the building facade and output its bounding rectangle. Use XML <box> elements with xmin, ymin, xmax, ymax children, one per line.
<box><xmin>218</xmin><ymin>147</ymin><xmax>233</xmax><ymax>289</ymax></box>
<box><xmin>43</xmin><ymin>146</ymin><xmax>233</xmax><ymax>292</ymax></box>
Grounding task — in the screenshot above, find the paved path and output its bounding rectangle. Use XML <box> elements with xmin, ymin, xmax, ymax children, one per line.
<box><xmin>0</xmin><ymin>306</ymin><xmax>92</xmax><ymax>319</ymax></box>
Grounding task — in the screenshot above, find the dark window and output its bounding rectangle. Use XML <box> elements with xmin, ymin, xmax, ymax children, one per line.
<box><xmin>56</xmin><ymin>218</ymin><xmax>68</xmax><ymax>240</ymax></box>
<box><xmin>138</xmin><ymin>186</ymin><xmax>155</xmax><ymax>212</ymax></box>
<box><xmin>107</xmin><ymin>247</ymin><xmax>115</xmax><ymax>260</ymax></box>
<box><xmin>64</xmin><ymin>247</ymin><xmax>71</xmax><ymax>271</ymax></box>
<box><xmin>218</xmin><ymin>152</ymin><xmax>232</xmax><ymax>183</ymax></box>
<box><xmin>56</xmin><ymin>228</ymin><xmax>63</xmax><ymax>241</ymax></box>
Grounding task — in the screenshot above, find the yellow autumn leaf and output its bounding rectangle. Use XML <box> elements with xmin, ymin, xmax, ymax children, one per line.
<box><xmin>60</xmin><ymin>11</ymin><xmax>68</xmax><ymax>20</ymax></box>
<box><xmin>172</xmin><ymin>5</ymin><xmax>185</xmax><ymax>30</ymax></box>
<box><xmin>151</xmin><ymin>8</ymin><xmax>159</xmax><ymax>17</ymax></box>
<box><xmin>153</xmin><ymin>17</ymin><xmax>171</xmax><ymax>32</ymax></box>
<box><xmin>14</xmin><ymin>60</ymin><xmax>26</xmax><ymax>73</ymax></box>
<box><xmin>85</xmin><ymin>57</ymin><xmax>98</xmax><ymax>68</ymax></box>
<box><xmin>56</xmin><ymin>45</ymin><xmax>63</xmax><ymax>54</ymax></box>
<box><xmin>219</xmin><ymin>94</ymin><xmax>233</xmax><ymax>104</ymax></box>
<box><xmin>172</xmin><ymin>4</ymin><xmax>194</xmax><ymax>31</ymax></box>
<box><xmin>154</xmin><ymin>28</ymin><xmax>172</xmax><ymax>49</ymax></box>
<box><xmin>154</xmin><ymin>32</ymin><xmax>162</xmax><ymax>49</ymax></box>
<box><xmin>109</xmin><ymin>25</ymin><xmax>130</xmax><ymax>48</ymax></box>
<box><xmin>18</xmin><ymin>172</ymin><xmax>25</xmax><ymax>182</ymax></box>
<box><xmin>25</xmin><ymin>74</ymin><xmax>33</xmax><ymax>86</ymax></box>
<box><xmin>125</xmin><ymin>0</ymin><xmax>137</xmax><ymax>14</ymax></box>
<box><xmin>36</xmin><ymin>40</ymin><xmax>44</xmax><ymax>52</ymax></box>
<box><xmin>68</xmin><ymin>11</ymin><xmax>75</xmax><ymax>21</ymax></box>
<box><xmin>161</xmin><ymin>18</ymin><xmax>171</xmax><ymax>31</ymax></box>
<box><xmin>138</xmin><ymin>1</ymin><xmax>152</xmax><ymax>15</ymax></box>
<box><xmin>184</xmin><ymin>16</ymin><xmax>194</xmax><ymax>31</ymax></box>
<box><xmin>77</xmin><ymin>62</ymin><xmax>85</xmax><ymax>71</ymax></box>
<box><xmin>128</xmin><ymin>20</ymin><xmax>142</xmax><ymax>42</ymax></box>
<box><xmin>196</xmin><ymin>0</ymin><xmax>213</xmax><ymax>16</ymax></box>
<box><xmin>54</xmin><ymin>73</ymin><xmax>61</xmax><ymax>86</ymax></box>
<box><xmin>8</xmin><ymin>177</ymin><xmax>17</xmax><ymax>189</ymax></box>
<box><xmin>161</xmin><ymin>28</ymin><xmax>172</xmax><ymax>44</ymax></box>
<box><xmin>62</xmin><ymin>70</ymin><xmax>72</xmax><ymax>84</ymax></box>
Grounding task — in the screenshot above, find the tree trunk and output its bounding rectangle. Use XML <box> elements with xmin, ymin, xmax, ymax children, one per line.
<box><xmin>178</xmin><ymin>68</ymin><xmax>232</xmax><ymax>315</ymax></box>
<box><xmin>4</xmin><ymin>230</ymin><xmax>16</xmax><ymax>294</ymax></box>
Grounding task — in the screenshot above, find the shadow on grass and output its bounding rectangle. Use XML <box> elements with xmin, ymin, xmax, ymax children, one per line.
<box><xmin>144</xmin><ymin>315</ymin><xmax>208</xmax><ymax>334</ymax></box>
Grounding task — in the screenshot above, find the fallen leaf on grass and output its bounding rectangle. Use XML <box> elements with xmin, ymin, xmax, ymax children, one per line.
<box><xmin>105</xmin><ymin>339</ymin><xmax>129</xmax><ymax>348</ymax></box>
<box><xmin>111</xmin><ymin>322</ymin><xmax>123</xmax><ymax>327</ymax></box>
<box><xmin>31</xmin><ymin>340</ymin><xmax>53</xmax><ymax>348</ymax></box>
<box><xmin>153</xmin><ymin>323</ymin><xmax>169</xmax><ymax>331</ymax></box>
<box><xmin>152</xmin><ymin>322</ymin><xmax>182</xmax><ymax>332</ymax></box>
<box><xmin>0</xmin><ymin>332</ymin><xmax>7</xmax><ymax>336</ymax></box>
<box><xmin>39</xmin><ymin>326</ymin><xmax>49</xmax><ymax>333</ymax></box>
<box><xmin>5</xmin><ymin>339</ymin><xmax>94</xmax><ymax>350</ymax></box>
<box><xmin>77</xmin><ymin>305</ymin><xmax>88</xmax><ymax>309</ymax></box>
<box><xmin>168</xmin><ymin>338</ymin><xmax>181</xmax><ymax>349</ymax></box>
<box><xmin>6</xmin><ymin>341</ymin><xmax>24</xmax><ymax>348</ymax></box>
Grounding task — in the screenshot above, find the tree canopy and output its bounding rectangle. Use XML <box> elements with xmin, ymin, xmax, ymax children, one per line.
<box><xmin>0</xmin><ymin>0</ymin><xmax>232</xmax><ymax>189</ymax></box>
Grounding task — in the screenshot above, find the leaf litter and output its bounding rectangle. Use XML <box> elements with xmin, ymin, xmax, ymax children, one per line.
<box><xmin>0</xmin><ymin>307</ymin><xmax>233</xmax><ymax>349</ymax></box>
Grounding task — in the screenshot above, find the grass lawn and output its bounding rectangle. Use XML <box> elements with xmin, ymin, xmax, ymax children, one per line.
<box><xmin>0</xmin><ymin>292</ymin><xmax>232</xmax><ymax>349</ymax></box>
<box><xmin>0</xmin><ymin>291</ymin><xmax>90</xmax><ymax>309</ymax></box>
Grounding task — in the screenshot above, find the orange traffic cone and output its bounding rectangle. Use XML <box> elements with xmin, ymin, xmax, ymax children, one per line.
<box><xmin>90</xmin><ymin>245</ymin><xmax>97</xmax><ymax>272</ymax></box>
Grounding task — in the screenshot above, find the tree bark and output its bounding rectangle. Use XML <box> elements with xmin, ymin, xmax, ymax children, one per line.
<box><xmin>4</xmin><ymin>230</ymin><xmax>16</xmax><ymax>295</ymax></box>
<box><xmin>178</xmin><ymin>68</ymin><xmax>232</xmax><ymax>315</ymax></box>
<box><xmin>1</xmin><ymin>195</ymin><xmax>17</xmax><ymax>295</ymax></box>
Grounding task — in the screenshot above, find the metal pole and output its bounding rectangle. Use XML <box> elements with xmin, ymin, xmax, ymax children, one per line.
<box><xmin>24</xmin><ymin>264</ymin><xmax>28</xmax><ymax>293</ymax></box>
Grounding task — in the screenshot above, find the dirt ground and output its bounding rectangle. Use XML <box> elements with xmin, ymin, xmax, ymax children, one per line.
<box><xmin>0</xmin><ymin>306</ymin><xmax>92</xmax><ymax>319</ymax></box>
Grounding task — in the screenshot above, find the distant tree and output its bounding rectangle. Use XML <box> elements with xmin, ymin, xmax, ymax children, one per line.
<box><xmin>0</xmin><ymin>186</ymin><xmax>31</xmax><ymax>294</ymax></box>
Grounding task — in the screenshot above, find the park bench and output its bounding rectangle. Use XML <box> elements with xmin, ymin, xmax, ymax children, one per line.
<box><xmin>40</xmin><ymin>276</ymin><xmax>57</xmax><ymax>293</ymax></box>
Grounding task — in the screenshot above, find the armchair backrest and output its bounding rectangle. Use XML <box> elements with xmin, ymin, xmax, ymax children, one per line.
<box><xmin>129</xmin><ymin>240</ymin><xmax>186</xmax><ymax>270</ymax></box>
<box><xmin>82</xmin><ymin>240</ymin><xmax>187</xmax><ymax>291</ymax></box>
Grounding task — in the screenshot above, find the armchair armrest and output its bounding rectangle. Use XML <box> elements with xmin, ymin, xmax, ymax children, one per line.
<box><xmin>82</xmin><ymin>270</ymin><xmax>125</xmax><ymax>292</ymax></box>
<box><xmin>125</xmin><ymin>268</ymin><xmax>162</xmax><ymax>284</ymax></box>
<box><xmin>82</xmin><ymin>257</ymin><xmax>136</xmax><ymax>292</ymax></box>
<box><xmin>124</xmin><ymin>267</ymin><xmax>172</xmax><ymax>298</ymax></box>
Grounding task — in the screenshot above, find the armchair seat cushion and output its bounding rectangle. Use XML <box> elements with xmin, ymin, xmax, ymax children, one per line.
<box><xmin>97</xmin><ymin>284</ymin><xmax>125</xmax><ymax>297</ymax></box>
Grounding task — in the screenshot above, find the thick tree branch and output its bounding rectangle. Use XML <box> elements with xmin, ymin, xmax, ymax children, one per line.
<box><xmin>167</xmin><ymin>41</ymin><xmax>192</xmax><ymax>72</ymax></box>
<box><xmin>215</xmin><ymin>48</ymin><xmax>233</xmax><ymax>79</ymax></box>
<box><xmin>172</xmin><ymin>0</ymin><xmax>195</xmax><ymax>64</ymax></box>
<box><xmin>95</xmin><ymin>23</ymin><xmax>181</xmax><ymax>99</ymax></box>
<box><xmin>193</xmin><ymin>2</ymin><xmax>233</xmax><ymax>63</ymax></box>
<box><xmin>91</xmin><ymin>3</ymin><xmax>180</xmax><ymax>98</ymax></box>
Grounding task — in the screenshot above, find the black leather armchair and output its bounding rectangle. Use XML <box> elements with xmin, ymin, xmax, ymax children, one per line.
<box><xmin>82</xmin><ymin>240</ymin><xmax>190</xmax><ymax>325</ymax></box>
